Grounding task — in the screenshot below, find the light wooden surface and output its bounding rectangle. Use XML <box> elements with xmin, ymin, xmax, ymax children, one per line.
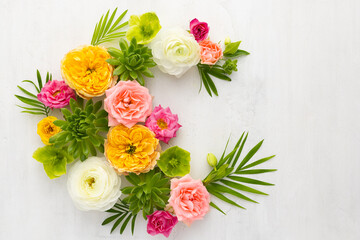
<box><xmin>1</xmin><ymin>0</ymin><xmax>360</xmax><ymax>239</ymax></box>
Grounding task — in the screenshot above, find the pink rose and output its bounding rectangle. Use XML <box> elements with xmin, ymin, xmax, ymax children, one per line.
<box><xmin>145</xmin><ymin>105</ymin><xmax>181</xmax><ymax>144</ymax></box>
<box><xmin>168</xmin><ymin>175</ymin><xmax>210</xmax><ymax>226</ymax></box>
<box><xmin>147</xmin><ymin>211</ymin><xmax>178</xmax><ymax>238</ymax></box>
<box><xmin>37</xmin><ymin>80</ymin><xmax>76</xmax><ymax>109</ymax></box>
<box><xmin>199</xmin><ymin>39</ymin><xmax>223</xmax><ymax>65</ymax></box>
<box><xmin>104</xmin><ymin>81</ymin><xmax>152</xmax><ymax>127</ymax></box>
<box><xmin>190</xmin><ymin>18</ymin><xmax>209</xmax><ymax>42</ymax></box>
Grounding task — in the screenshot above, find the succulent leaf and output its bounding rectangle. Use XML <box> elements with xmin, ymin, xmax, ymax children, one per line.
<box><xmin>106</xmin><ymin>38</ymin><xmax>156</xmax><ymax>86</ymax></box>
<box><xmin>49</xmin><ymin>98</ymin><xmax>109</xmax><ymax>161</ymax></box>
<box><xmin>122</xmin><ymin>169</ymin><xmax>170</xmax><ymax>219</ymax></box>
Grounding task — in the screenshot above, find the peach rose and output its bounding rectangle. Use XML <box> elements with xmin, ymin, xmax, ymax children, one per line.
<box><xmin>168</xmin><ymin>175</ymin><xmax>210</xmax><ymax>226</ymax></box>
<box><xmin>199</xmin><ymin>39</ymin><xmax>223</xmax><ymax>65</ymax></box>
<box><xmin>104</xmin><ymin>81</ymin><xmax>152</xmax><ymax>128</ymax></box>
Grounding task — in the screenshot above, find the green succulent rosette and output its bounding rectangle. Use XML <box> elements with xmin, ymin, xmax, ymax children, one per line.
<box><xmin>107</xmin><ymin>38</ymin><xmax>156</xmax><ymax>85</ymax></box>
<box><xmin>49</xmin><ymin>98</ymin><xmax>109</xmax><ymax>161</ymax></box>
<box><xmin>33</xmin><ymin>145</ymin><xmax>74</xmax><ymax>179</ymax></box>
<box><xmin>157</xmin><ymin>146</ymin><xmax>191</xmax><ymax>177</ymax></box>
<box><xmin>126</xmin><ymin>12</ymin><xmax>161</xmax><ymax>44</ymax></box>
<box><xmin>121</xmin><ymin>169</ymin><xmax>170</xmax><ymax>219</ymax></box>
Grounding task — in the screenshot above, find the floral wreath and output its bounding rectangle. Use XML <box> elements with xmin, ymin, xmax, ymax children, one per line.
<box><xmin>15</xmin><ymin>9</ymin><xmax>276</xmax><ymax>238</ymax></box>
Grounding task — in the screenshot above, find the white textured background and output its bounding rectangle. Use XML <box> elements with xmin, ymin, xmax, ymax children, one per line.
<box><xmin>1</xmin><ymin>0</ymin><xmax>360</xmax><ymax>239</ymax></box>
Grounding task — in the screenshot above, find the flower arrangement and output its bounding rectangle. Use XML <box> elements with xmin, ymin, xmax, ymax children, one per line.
<box><xmin>15</xmin><ymin>8</ymin><xmax>276</xmax><ymax>238</ymax></box>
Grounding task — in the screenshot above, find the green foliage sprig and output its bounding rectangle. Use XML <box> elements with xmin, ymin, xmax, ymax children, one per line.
<box><xmin>49</xmin><ymin>98</ymin><xmax>108</xmax><ymax>161</ymax></box>
<box><xmin>203</xmin><ymin>132</ymin><xmax>276</xmax><ymax>213</ymax></box>
<box><xmin>197</xmin><ymin>40</ymin><xmax>250</xmax><ymax>97</ymax></box>
<box><xmin>107</xmin><ymin>38</ymin><xmax>156</xmax><ymax>86</ymax></box>
<box><xmin>121</xmin><ymin>169</ymin><xmax>171</xmax><ymax>219</ymax></box>
<box><xmin>15</xmin><ymin>70</ymin><xmax>51</xmax><ymax>116</ymax></box>
<box><xmin>102</xmin><ymin>200</ymin><xmax>137</xmax><ymax>235</ymax></box>
<box><xmin>91</xmin><ymin>8</ymin><xmax>128</xmax><ymax>46</ymax></box>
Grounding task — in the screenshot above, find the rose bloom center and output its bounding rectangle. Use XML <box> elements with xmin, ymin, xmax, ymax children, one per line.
<box><xmin>157</xmin><ymin>119</ymin><xmax>168</xmax><ymax>130</ymax></box>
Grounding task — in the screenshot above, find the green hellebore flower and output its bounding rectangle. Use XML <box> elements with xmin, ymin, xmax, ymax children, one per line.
<box><xmin>157</xmin><ymin>146</ymin><xmax>190</xmax><ymax>177</ymax></box>
<box><xmin>33</xmin><ymin>145</ymin><xmax>74</xmax><ymax>179</ymax></box>
<box><xmin>126</xmin><ymin>12</ymin><xmax>161</xmax><ymax>45</ymax></box>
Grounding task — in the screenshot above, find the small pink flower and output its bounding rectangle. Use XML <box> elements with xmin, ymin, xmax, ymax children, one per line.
<box><xmin>145</xmin><ymin>105</ymin><xmax>181</xmax><ymax>144</ymax></box>
<box><xmin>37</xmin><ymin>80</ymin><xmax>76</xmax><ymax>109</ymax></box>
<box><xmin>104</xmin><ymin>81</ymin><xmax>152</xmax><ymax>128</ymax></box>
<box><xmin>168</xmin><ymin>175</ymin><xmax>210</xmax><ymax>226</ymax></box>
<box><xmin>199</xmin><ymin>39</ymin><xmax>223</xmax><ymax>65</ymax></box>
<box><xmin>190</xmin><ymin>18</ymin><xmax>209</xmax><ymax>42</ymax></box>
<box><xmin>147</xmin><ymin>211</ymin><xmax>178</xmax><ymax>238</ymax></box>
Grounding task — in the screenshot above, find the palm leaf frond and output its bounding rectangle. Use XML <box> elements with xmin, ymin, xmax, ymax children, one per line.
<box><xmin>91</xmin><ymin>8</ymin><xmax>128</xmax><ymax>46</ymax></box>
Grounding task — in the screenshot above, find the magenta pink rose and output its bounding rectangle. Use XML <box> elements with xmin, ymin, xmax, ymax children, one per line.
<box><xmin>190</xmin><ymin>18</ymin><xmax>209</xmax><ymax>42</ymax></box>
<box><xmin>168</xmin><ymin>175</ymin><xmax>210</xmax><ymax>226</ymax></box>
<box><xmin>147</xmin><ymin>211</ymin><xmax>178</xmax><ymax>238</ymax></box>
<box><xmin>145</xmin><ymin>105</ymin><xmax>181</xmax><ymax>144</ymax></box>
<box><xmin>104</xmin><ymin>81</ymin><xmax>152</xmax><ymax>127</ymax></box>
<box><xmin>37</xmin><ymin>80</ymin><xmax>75</xmax><ymax>109</ymax></box>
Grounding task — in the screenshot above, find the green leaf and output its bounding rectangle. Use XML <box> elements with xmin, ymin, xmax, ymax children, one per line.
<box><xmin>207</xmin><ymin>68</ymin><xmax>232</xmax><ymax>81</ymax></box>
<box><xmin>131</xmin><ymin>214</ymin><xmax>137</xmax><ymax>235</ymax></box>
<box><xmin>22</xmin><ymin>80</ymin><xmax>40</xmax><ymax>93</ymax></box>
<box><xmin>91</xmin><ymin>9</ymin><xmax>128</xmax><ymax>46</ymax></box>
<box><xmin>15</xmin><ymin>95</ymin><xmax>44</xmax><ymax>108</ymax></box>
<box><xmin>207</xmin><ymin>188</ymin><xmax>245</xmax><ymax>209</ymax></box>
<box><xmin>235</xmin><ymin>169</ymin><xmax>277</xmax><ymax>174</ymax></box>
<box><xmin>230</xmin><ymin>132</ymin><xmax>248</xmax><ymax>168</ymax></box>
<box><xmin>224</xmin><ymin>49</ymin><xmax>250</xmax><ymax>58</ymax></box>
<box><xmin>220</xmin><ymin>179</ymin><xmax>268</xmax><ymax>195</ymax></box>
<box><xmin>209</xmin><ymin>201</ymin><xmax>226</xmax><ymax>215</ymax></box>
<box><xmin>20</xmin><ymin>110</ymin><xmax>46</xmax><ymax>115</ymax></box>
<box><xmin>16</xmin><ymin>105</ymin><xmax>46</xmax><ymax>113</ymax></box>
<box><xmin>241</xmin><ymin>155</ymin><xmax>276</xmax><ymax>170</ymax></box>
<box><xmin>199</xmin><ymin>67</ymin><xmax>212</xmax><ymax>97</ymax></box>
<box><xmin>111</xmin><ymin>213</ymin><xmax>127</xmax><ymax>233</ymax></box>
<box><xmin>203</xmin><ymin>71</ymin><xmax>218</xmax><ymax>96</ymax></box>
<box><xmin>224</xmin><ymin>41</ymin><xmax>241</xmax><ymax>55</ymax></box>
<box><xmin>208</xmin><ymin>183</ymin><xmax>258</xmax><ymax>203</ymax></box>
<box><xmin>102</xmin><ymin>213</ymin><xmax>121</xmax><ymax>225</ymax></box>
<box><xmin>227</xmin><ymin>175</ymin><xmax>274</xmax><ymax>186</ymax></box>
<box><xmin>36</xmin><ymin>69</ymin><xmax>43</xmax><ymax>90</ymax></box>
<box><xmin>105</xmin><ymin>208</ymin><xmax>120</xmax><ymax>213</ymax></box>
<box><xmin>120</xmin><ymin>214</ymin><xmax>132</xmax><ymax>234</ymax></box>
<box><xmin>236</xmin><ymin>140</ymin><xmax>263</xmax><ymax>171</ymax></box>
<box><xmin>17</xmin><ymin>86</ymin><xmax>38</xmax><ymax>99</ymax></box>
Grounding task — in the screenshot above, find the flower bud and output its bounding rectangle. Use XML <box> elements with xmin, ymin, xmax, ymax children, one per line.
<box><xmin>207</xmin><ymin>153</ymin><xmax>218</xmax><ymax>168</ymax></box>
<box><xmin>224</xmin><ymin>37</ymin><xmax>231</xmax><ymax>45</ymax></box>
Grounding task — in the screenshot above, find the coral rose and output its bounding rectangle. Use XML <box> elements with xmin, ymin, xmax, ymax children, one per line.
<box><xmin>147</xmin><ymin>211</ymin><xmax>178</xmax><ymax>238</ymax></box>
<box><xmin>168</xmin><ymin>174</ymin><xmax>210</xmax><ymax>226</ymax></box>
<box><xmin>105</xmin><ymin>124</ymin><xmax>160</xmax><ymax>175</ymax></box>
<box><xmin>145</xmin><ymin>105</ymin><xmax>181</xmax><ymax>144</ymax></box>
<box><xmin>104</xmin><ymin>81</ymin><xmax>152</xmax><ymax>128</ymax></box>
<box><xmin>61</xmin><ymin>45</ymin><xmax>115</xmax><ymax>99</ymax></box>
<box><xmin>37</xmin><ymin>80</ymin><xmax>75</xmax><ymax>109</ymax></box>
<box><xmin>199</xmin><ymin>39</ymin><xmax>223</xmax><ymax>65</ymax></box>
<box><xmin>190</xmin><ymin>18</ymin><xmax>209</xmax><ymax>42</ymax></box>
<box><xmin>37</xmin><ymin>116</ymin><xmax>61</xmax><ymax>145</ymax></box>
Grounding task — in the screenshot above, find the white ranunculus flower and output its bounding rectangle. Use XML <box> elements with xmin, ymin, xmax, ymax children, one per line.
<box><xmin>150</xmin><ymin>28</ymin><xmax>200</xmax><ymax>78</ymax></box>
<box><xmin>67</xmin><ymin>157</ymin><xmax>121</xmax><ymax>211</ymax></box>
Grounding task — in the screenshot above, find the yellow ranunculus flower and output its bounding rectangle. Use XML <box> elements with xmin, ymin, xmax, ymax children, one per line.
<box><xmin>61</xmin><ymin>45</ymin><xmax>115</xmax><ymax>99</ymax></box>
<box><xmin>37</xmin><ymin>116</ymin><xmax>61</xmax><ymax>145</ymax></box>
<box><xmin>105</xmin><ymin>124</ymin><xmax>160</xmax><ymax>175</ymax></box>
